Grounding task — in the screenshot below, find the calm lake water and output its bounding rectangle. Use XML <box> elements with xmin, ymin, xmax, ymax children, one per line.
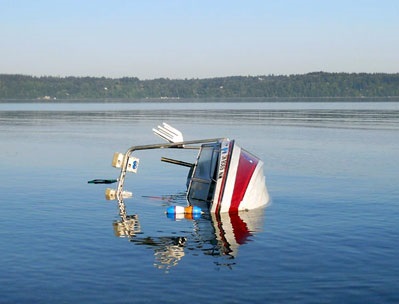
<box><xmin>1</xmin><ymin>100</ymin><xmax>398</xmax><ymax>303</ymax></box>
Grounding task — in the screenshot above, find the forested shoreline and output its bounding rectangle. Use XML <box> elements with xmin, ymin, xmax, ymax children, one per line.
<box><xmin>1</xmin><ymin>72</ymin><xmax>399</xmax><ymax>101</ymax></box>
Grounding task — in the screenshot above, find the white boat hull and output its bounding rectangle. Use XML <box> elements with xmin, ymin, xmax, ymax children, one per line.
<box><xmin>210</xmin><ymin>140</ymin><xmax>270</xmax><ymax>213</ymax></box>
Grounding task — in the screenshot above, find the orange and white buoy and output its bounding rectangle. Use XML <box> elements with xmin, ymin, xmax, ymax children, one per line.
<box><xmin>166</xmin><ymin>205</ymin><xmax>203</xmax><ymax>220</ymax></box>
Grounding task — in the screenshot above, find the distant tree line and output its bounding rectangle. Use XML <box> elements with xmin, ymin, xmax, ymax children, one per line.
<box><xmin>0</xmin><ymin>72</ymin><xmax>398</xmax><ymax>100</ymax></box>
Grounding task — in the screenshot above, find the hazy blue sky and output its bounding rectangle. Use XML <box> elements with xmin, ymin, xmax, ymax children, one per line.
<box><xmin>1</xmin><ymin>0</ymin><xmax>398</xmax><ymax>79</ymax></box>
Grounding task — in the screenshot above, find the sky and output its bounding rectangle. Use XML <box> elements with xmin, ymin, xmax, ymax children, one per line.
<box><xmin>1</xmin><ymin>0</ymin><xmax>398</xmax><ymax>79</ymax></box>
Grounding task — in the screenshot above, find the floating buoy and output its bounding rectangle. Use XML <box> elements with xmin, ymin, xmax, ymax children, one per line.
<box><xmin>166</xmin><ymin>205</ymin><xmax>203</xmax><ymax>220</ymax></box>
<box><xmin>166</xmin><ymin>205</ymin><xmax>202</xmax><ymax>214</ymax></box>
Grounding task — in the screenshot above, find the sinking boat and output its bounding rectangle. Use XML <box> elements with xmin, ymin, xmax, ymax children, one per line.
<box><xmin>99</xmin><ymin>123</ymin><xmax>270</xmax><ymax>215</ymax></box>
<box><xmin>186</xmin><ymin>137</ymin><xmax>269</xmax><ymax>213</ymax></box>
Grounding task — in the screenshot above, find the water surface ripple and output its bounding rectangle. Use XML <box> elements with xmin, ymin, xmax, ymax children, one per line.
<box><xmin>0</xmin><ymin>101</ymin><xmax>398</xmax><ymax>303</ymax></box>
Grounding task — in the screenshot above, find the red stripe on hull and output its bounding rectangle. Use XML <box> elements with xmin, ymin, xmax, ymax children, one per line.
<box><xmin>229</xmin><ymin>150</ymin><xmax>259</xmax><ymax>213</ymax></box>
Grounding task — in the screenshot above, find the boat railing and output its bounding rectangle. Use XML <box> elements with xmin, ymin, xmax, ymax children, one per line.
<box><xmin>115</xmin><ymin>138</ymin><xmax>225</xmax><ymax>204</ymax></box>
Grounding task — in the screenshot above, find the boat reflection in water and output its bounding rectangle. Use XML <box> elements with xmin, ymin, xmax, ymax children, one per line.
<box><xmin>113</xmin><ymin>212</ymin><xmax>187</xmax><ymax>270</ymax></box>
<box><xmin>112</xmin><ymin>200</ymin><xmax>266</xmax><ymax>271</ymax></box>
